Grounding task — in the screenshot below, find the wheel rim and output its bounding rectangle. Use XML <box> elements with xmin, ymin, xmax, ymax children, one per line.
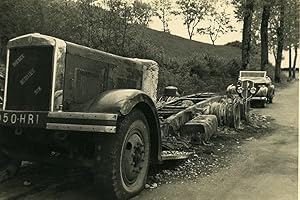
<box><xmin>121</xmin><ymin>127</ymin><xmax>147</xmax><ymax>188</ymax></box>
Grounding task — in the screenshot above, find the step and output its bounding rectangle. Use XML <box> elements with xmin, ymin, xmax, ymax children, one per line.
<box><xmin>161</xmin><ymin>150</ymin><xmax>194</xmax><ymax>160</ymax></box>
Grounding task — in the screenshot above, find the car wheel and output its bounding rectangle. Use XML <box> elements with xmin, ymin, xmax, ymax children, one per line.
<box><xmin>261</xmin><ymin>100</ymin><xmax>267</xmax><ymax>108</ymax></box>
<box><xmin>0</xmin><ymin>152</ymin><xmax>20</xmax><ymax>183</ymax></box>
<box><xmin>268</xmin><ymin>97</ymin><xmax>273</xmax><ymax>103</ymax></box>
<box><xmin>94</xmin><ymin>109</ymin><xmax>150</xmax><ymax>200</ymax></box>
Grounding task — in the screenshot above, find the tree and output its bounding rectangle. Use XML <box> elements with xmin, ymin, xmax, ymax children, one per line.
<box><xmin>131</xmin><ymin>0</ymin><xmax>153</xmax><ymax>26</ymax></box>
<box><xmin>267</xmin><ymin>0</ymin><xmax>299</xmax><ymax>80</ymax></box>
<box><xmin>152</xmin><ymin>0</ymin><xmax>172</xmax><ymax>32</ymax></box>
<box><xmin>292</xmin><ymin>22</ymin><xmax>299</xmax><ymax>79</ymax></box>
<box><xmin>260</xmin><ymin>0</ymin><xmax>271</xmax><ymax>71</ymax></box>
<box><xmin>198</xmin><ymin>9</ymin><xmax>235</xmax><ymax>45</ymax></box>
<box><xmin>241</xmin><ymin>0</ymin><xmax>255</xmax><ymax>70</ymax></box>
<box><xmin>291</xmin><ymin>3</ymin><xmax>299</xmax><ymax>79</ymax></box>
<box><xmin>175</xmin><ymin>0</ymin><xmax>213</xmax><ymax>40</ymax></box>
<box><xmin>283</xmin><ymin>0</ymin><xmax>299</xmax><ymax>79</ymax></box>
<box><xmin>274</xmin><ymin>1</ymin><xmax>285</xmax><ymax>83</ymax></box>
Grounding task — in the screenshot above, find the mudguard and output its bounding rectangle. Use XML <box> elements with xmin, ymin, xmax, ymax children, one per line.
<box><xmin>267</xmin><ymin>84</ymin><xmax>275</xmax><ymax>98</ymax></box>
<box><xmin>255</xmin><ymin>86</ymin><xmax>268</xmax><ymax>97</ymax></box>
<box><xmin>87</xmin><ymin>89</ymin><xmax>155</xmax><ymax>115</ymax></box>
<box><xmin>87</xmin><ymin>89</ymin><xmax>162</xmax><ymax>163</ymax></box>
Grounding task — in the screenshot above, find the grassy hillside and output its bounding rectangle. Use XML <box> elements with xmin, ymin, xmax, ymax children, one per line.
<box><xmin>144</xmin><ymin>28</ymin><xmax>241</xmax><ymax>61</ymax></box>
<box><xmin>140</xmin><ymin>28</ymin><xmax>243</xmax><ymax>95</ymax></box>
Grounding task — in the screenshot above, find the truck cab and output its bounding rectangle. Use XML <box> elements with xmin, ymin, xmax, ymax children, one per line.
<box><xmin>0</xmin><ymin>33</ymin><xmax>161</xmax><ymax>199</ymax></box>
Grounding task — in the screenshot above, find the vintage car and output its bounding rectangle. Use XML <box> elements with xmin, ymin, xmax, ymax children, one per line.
<box><xmin>227</xmin><ymin>71</ymin><xmax>275</xmax><ymax>108</ymax></box>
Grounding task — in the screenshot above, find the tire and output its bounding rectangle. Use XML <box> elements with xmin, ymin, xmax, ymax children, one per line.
<box><xmin>261</xmin><ymin>100</ymin><xmax>267</xmax><ymax>108</ymax></box>
<box><xmin>233</xmin><ymin>102</ymin><xmax>241</xmax><ymax>129</ymax></box>
<box><xmin>94</xmin><ymin>109</ymin><xmax>150</xmax><ymax>200</ymax></box>
<box><xmin>0</xmin><ymin>152</ymin><xmax>20</xmax><ymax>183</ymax></box>
<box><xmin>268</xmin><ymin>97</ymin><xmax>273</xmax><ymax>103</ymax></box>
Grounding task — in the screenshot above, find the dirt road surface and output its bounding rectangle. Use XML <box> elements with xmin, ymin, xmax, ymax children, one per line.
<box><xmin>0</xmin><ymin>81</ymin><xmax>298</xmax><ymax>200</ymax></box>
<box><xmin>134</xmin><ymin>81</ymin><xmax>298</xmax><ymax>200</ymax></box>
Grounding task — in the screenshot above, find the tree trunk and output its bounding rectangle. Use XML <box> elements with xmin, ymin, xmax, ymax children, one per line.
<box><xmin>292</xmin><ymin>46</ymin><xmax>298</xmax><ymax>79</ymax></box>
<box><xmin>275</xmin><ymin>2</ymin><xmax>285</xmax><ymax>83</ymax></box>
<box><xmin>260</xmin><ymin>2</ymin><xmax>270</xmax><ymax>71</ymax></box>
<box><xmin>288</xmin><ymin>46</ymin><xmax>292</xmax><ymax>78</ymax></box>
<box><xmin>242</xmin><ymin>0</ymin><xmax>254</xmax><ymax>70</ymax></box>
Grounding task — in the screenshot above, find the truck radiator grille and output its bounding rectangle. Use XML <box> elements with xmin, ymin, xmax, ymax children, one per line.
<box><xmin>6</xmin><ymin>46</ymin><xmax>54</xmax><ymax>111</ymax></box>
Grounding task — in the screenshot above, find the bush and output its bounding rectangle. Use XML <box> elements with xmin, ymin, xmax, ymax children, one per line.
<box><xmin>149</xmin><ymin>51</ymin><xmax>242</xmax><ymax>97</ymax></box>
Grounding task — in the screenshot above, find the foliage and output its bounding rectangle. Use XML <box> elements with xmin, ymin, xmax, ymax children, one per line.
<box><xmin>0</xmin><ymin>0</ymin><xmax>249</xmax><ymax>97</ymax></box>
<box><xmin>225</xmin><ymin>40</ymin><xmax>242</xmax><ymax>49</ymax></box>
<box><xmin>174</xmin><ymin>0</ymin><xmax>213</xmax><ymax>40</ymax></box>
<box><xmin>155</xmin><ymin>52</ymin><xmax>242</xmax><ymax>96</ymax></box>
<box><xmin>198</xmin><ymin>9</ymin><xmax>236</xmax><ymax>45</ymax></box>
<box><xmin>152</xmin><ymin>0</ymin><xmax>173</xmax><ymax>32</ymax></box>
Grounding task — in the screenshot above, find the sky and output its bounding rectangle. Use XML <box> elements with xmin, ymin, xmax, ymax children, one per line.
<box><xmin>138</xmin><ymin>0</ymin><xmax>297</xmax><ymax>68</ymax></box>
<box><xmin>143</xmin><ymin>0</ymin><xmax>242</xmax><ymax>45</ymax></box>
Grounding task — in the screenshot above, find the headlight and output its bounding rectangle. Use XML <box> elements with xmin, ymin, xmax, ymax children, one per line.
<box><xmin>250</xmin><ymin>87</ymin><xmax>256</xmax><ymax>94</ymax></box>
<box><xmin>237</xmin><ymin>87</ymin><xmax>243</xmax><ymax>93</ymax></box>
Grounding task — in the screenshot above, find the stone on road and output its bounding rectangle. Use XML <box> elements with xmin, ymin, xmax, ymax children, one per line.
<box><xmin>135</xmin><ymin>81</ymin><xmax>298</xmax><ymax>200</ymax></box>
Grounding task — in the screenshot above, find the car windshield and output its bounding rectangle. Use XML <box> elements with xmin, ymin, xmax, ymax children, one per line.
<box><xmin>240</xmin><ymin>71</ymin><xmax>266</xmax><ymax>78</ymax></box>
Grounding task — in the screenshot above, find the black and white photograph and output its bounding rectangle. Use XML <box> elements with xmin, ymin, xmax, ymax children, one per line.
<box><xmin>0</xmin><ymin>0</ymin><xmax>298</xmax><ymax>199</ymax></box>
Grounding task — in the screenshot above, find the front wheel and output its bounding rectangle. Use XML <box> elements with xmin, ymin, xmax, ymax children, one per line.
<box><xmin>94</xmin><ymin>109</ymin><xmax>150</xmax><ymax>200</ymax></box>
<box><xmin>260</xmin><ymin>100</ymin><xmax>267</xmax><ymax>108</ymax></box>
<box><xmin>268</xmin><ymin>97</ymin><xmax>273</xmax><ymax>103</ymax></box>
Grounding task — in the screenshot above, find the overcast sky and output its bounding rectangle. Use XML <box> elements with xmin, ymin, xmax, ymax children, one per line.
<box><xmin>141</xmin><ymin>0</ymin><xmax>242</xmax><ymax>45</ymax></box>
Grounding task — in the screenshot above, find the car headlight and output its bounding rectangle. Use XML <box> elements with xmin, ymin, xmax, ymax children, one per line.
<box><xmin>237</xmin><ymin>87</ymin><xmax>243</xmax><ymax>93</ymax></box>
<box><xmin>250</xmin><ymin>87</ymin><xmax>256</xmax><ymax>94</ymax></box>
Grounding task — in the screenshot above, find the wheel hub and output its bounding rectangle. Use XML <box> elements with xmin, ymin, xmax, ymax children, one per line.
<box><xmin>122</xmin><ymin>132</ymin><xmax>146</xmax><ymax>185</ymax></box>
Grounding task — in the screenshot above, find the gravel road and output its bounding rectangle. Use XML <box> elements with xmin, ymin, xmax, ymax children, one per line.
<box><xmin>134</xmin><ymin>80</ymin><xmax>298</xmax><ymax>200</ymax></box>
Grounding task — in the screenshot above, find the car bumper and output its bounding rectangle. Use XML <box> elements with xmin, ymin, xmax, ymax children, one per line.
<box><xmin>250</xmin><ymin>96</ymin><xmax>267</xmax><ymax>101</ymax></box>
<box><xmin>0</xmin><ymin>110</ymin><xmax>118</xmax><ymax>133</ymax></box>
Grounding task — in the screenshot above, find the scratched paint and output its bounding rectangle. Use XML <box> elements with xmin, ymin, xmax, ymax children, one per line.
<box><xmin>139</xmin><ymin>60</ymin><xmax>159</xmax><ymax>101</ymax></box>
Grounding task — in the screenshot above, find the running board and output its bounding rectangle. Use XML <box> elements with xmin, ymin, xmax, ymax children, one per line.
<box><xmin>161</xmin><ymin>150</ymin><xmax>194</xmax><ymax>160</ymax></box>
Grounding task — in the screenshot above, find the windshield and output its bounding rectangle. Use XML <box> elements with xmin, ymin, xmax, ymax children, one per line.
<box><xmin>240</xmin><ymin>71</ymin><xmax>266</xmax><ymax>78</ymax></box>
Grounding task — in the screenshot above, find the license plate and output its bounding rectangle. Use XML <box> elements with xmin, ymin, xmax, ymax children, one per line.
<box><xmin>0</xmin><ymin>112</ymin><xmax>41</xmax><ymax>126</ymax></box>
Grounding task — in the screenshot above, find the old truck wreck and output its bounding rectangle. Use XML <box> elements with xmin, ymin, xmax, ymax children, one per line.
<box><xmin>0</xmin><ymin>33</ymin><xmax>244</xmax><ymax>200</ymax></box>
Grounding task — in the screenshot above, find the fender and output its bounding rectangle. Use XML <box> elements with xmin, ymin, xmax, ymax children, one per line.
<box><xmin>87</xmin><ymin>89</ymin><xmax>162</xmax><ymax>163</ymax></box>
<box><xmin>87</xmin><ymin>89</ymin><xmax>156</xmax><ymax>115</ymax></box>
<box><xmin>267</xmin><ymin>84</ymin><xmax>275</xmax><ymax>98</ymax></box>
<box><xmin>256</xmin><ymin>85</ymin><xmax>268</xmax><ymax>97</ymax></box>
